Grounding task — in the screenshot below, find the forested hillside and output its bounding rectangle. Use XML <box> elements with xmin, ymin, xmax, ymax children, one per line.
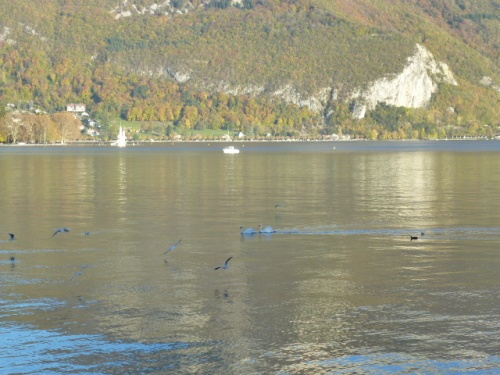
<box><xmin>0</xmin><ymin>0</ymin><xmax>498</xmax><ymax>142</ymax></box>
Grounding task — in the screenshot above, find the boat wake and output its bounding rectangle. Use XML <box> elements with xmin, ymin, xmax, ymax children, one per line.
<box><xmin>241</xmin><ymin>226</ymin><xmax>500</xmax><ymax>241</ymax></box>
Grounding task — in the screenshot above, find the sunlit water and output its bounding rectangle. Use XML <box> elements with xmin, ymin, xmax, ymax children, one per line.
<box><xmin>1</xmin><ymin>141</ymin><xmax>499</xmax><ymax>374</ymax></box>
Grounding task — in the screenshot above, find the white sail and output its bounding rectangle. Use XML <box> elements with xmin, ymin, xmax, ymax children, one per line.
<box><xmin>112</xmin><ymin>126</ymin><xmax>127</xmax><ymax>147</ymax></box>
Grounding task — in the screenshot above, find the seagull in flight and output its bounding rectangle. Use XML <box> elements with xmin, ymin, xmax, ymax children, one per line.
<box><xmin>164</xmin><ymin>239</ymin><xmax>182</xmax><ymax>255</ymax></box>
<box><xmin>52</xmin><ymin>228</ymin><xmax>71</xmax><ymax>237</ymax></box>
<box><xmin>70</xmin><ymin>264</ymin><xmax>89</xmax><ymax>281</ymax></box>
<box><xmin>8</xmin><ymin>233</ymin><xmax>16</xmax><ymax>241</ymax></box>
<box><xmin>214</xmin><ymin>256</ymin><xmax>233</xmax><ymax>270</ymax></box>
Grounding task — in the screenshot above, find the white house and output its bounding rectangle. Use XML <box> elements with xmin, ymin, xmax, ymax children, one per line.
<box><xmin>66</xmin><ymin>103</ymin><xmax>86</xmax><ymax>112</ymax></box>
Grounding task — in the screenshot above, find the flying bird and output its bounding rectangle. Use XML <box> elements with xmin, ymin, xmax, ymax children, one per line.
<box><xmin>52</xmin><ymin>228</ymin><xmax>71</xmax><ymax>237</ymax></box>
<box><xmin>8</xmin><ymin>233</ymin><xmax>16</xmax><ymax>241</ymax></box>
<box><xmin>164</xmin><ymin>239</ymin><xmax>182</xmax><ymax>255</ymax></box>
<box><xmin>70</xmin><ymin>264</ymin><xmax>89</xmax><ymax>281</ymax></box>
<box><xmin>215</xmin><ymin>256</ymin><xmax>233</xmax><ymax>270</ymax></box>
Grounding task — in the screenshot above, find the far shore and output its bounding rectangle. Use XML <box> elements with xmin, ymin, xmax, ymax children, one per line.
<box><xmin>1</xmin><ymin>137</ymin><xmax>496</xmax><ymax>146</ymax></box>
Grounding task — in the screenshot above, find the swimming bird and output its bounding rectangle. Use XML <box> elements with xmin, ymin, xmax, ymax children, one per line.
<box><xmin>70</xmin><ymin>264</ymin><xmax>89</xmax><ymax>281</ymax></box>
<box><xmin>164</xmin><ymin>238</ymin><xmax>182</xmax><ymax>255</ymax></box>
<box><xmin>258</xmin><ymin>224</ymin><xmax>275</xmax><ymax>234</ymax></box>
<box><xmin>84</xmin><ymin>231</ymin><xmax>91</xmax><ymax>236</ymax></box>
<box><xmin>410</xmin><ymin>235</ymin><xmax>418</xmax><ymax>241</ymax></box>
<box><xmin>10</xmin><ymin>256</ymin><xmax>15</xmax><ymax>262</ymax></box>
<box><xmin>8</xmin><ymin>233</ymin><xmax>16</xmax><ymax>241</ymax></box>
<box><xmin>214</xmin><ymin>257</ymin><xmax>233</xmax><ymax>270</ymax></box>
<box><xmin>275</xmin><ymin>203</ymin><xmax>283</xmax><ymax>208</ymax></box>
<box><xmin>240</xmin><ymin>226</ymin><xmax>256</xmax><ymax>235</ymax></box>
<box><xmin>52</xmin><ymin>228</ymin><xmax>71</xmax><ymax>237</ymax></box>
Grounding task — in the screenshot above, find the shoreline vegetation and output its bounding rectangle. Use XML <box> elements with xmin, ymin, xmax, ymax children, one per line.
<box><xmin>2</xmin><ymin>108</ymin><xmax>498</xmax><ymax>145</ymax></box>
<box><xmin>1</xmin><ymin>136</ymin><xmax>497</xmax><ymax>147</ymax></box>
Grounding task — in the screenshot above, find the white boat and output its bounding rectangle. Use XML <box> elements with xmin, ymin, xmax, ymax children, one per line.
<box><xmin>223</xmin><ymin>146</ymin><xmax>239</xmax><ymax>154</ymax></box>
<box><xmin>112</xmin><ymin>126</ymin><xmax>127</xmax><ymax>148</ymax></box>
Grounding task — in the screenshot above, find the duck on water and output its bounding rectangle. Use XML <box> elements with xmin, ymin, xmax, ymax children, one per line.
<box><xmin>240</xmin><ymin>226</ymin><xmax>256</xmax><ymax>235</ymax></box>
<box><xmin>258</xmin><ymin>224</ymin><xmax>276</xmax><ymax>234</ymax></box>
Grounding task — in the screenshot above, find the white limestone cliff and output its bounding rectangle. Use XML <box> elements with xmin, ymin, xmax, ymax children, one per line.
<box><xmin>350</xmin><ymin>44</ymin><xmax>458</xmax><ymax>119</ymax></box>
<box><xmin>234</xmin><ymin>44</ymin><xmax>457</xmax><ymax>117</ymax></box>
<box><xmin>120</xmin><ymin>42</ymin><xmax>459</xmax><ymax>120</ymax></box>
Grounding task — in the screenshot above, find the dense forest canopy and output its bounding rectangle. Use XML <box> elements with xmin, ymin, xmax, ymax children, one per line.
<box><xmin>0</xmin><ymin>0</ymin><xmax>499</xmax><ymax>142</ymax></box>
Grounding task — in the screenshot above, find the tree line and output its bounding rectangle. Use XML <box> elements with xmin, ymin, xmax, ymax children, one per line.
<box><xmin>0</xmin><ymin>110</ymin><xmax>82</xmax><ymax>144</ymax></box>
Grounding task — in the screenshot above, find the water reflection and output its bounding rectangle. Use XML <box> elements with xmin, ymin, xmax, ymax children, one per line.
<box><xmin>0</xmin><ymin>322</ymin><xmax>213</xmax><ymax>373</ymax></box>
<box><xmin>117</xmin><ymin>153</ymin><xmax>127</xmax><ymax>211</ymax></box>
<box><xmin>1</xmin><ymin>143</ymin><xmax>499</xmax><ymax>373</ymax></box>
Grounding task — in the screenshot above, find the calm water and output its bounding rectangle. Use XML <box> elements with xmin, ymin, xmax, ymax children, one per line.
<box><xmin>1</xmin><ymin>141</ymin><xmax>499</xmax><ymax>374</ymax></box>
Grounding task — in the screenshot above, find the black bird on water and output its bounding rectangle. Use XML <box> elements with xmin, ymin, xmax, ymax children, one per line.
<box><xmin>70</xmin><ymin>264</ymin><xmax>89</xmax><ymax>281</ymax></box>
<box><xmin>410</xmin><ymin>235</ymin><xmax>418</xmax><ymax>241</ymax></box>
<box><xmin>215</xmin><ymin>257</ymin><xmax>233</xmax><ymax>270</ymax></box>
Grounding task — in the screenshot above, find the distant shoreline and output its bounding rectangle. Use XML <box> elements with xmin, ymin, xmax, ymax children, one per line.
<box><xmin>1</xmin><ymin>137</ymin><xmax>496</xmax><ymax>147</ymax></box>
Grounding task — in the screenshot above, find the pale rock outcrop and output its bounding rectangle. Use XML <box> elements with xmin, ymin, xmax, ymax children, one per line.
<box><xmin>110</xmin><ymin>0</ymin><xmax>194</xmax><ymax>19</ymax></box>
<box><xmin>272</xmin><ymin>84</ymin><xmax>329</xmax><ymax>112</ymax></box>
<box><xmin>0</xmin><ymin>26</ymin><xmax>16</xmax><ymax>44</ymax></box>
<box><xmin>480</xmin><ymin>76</ymin><xmax>500</xmax><ymax>93</ymax></box>
<box><xmin>167</xmin><ymin>67</ymin><xmax>191</xmax><ymax>83</ymax></box>
<box><xmin>351</xmin><ymin>44</ymin><xmax>457</xmax><ymax>119</ymax></box>
<box><xmin>219</xmin><ymin>83</ymin><xmax>265</xmax><ymax>96</ymax></box>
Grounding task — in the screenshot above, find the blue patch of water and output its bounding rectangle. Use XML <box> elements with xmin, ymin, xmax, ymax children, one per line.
<box><xmin>0</xmin><ymin>322</ymin><xmax>215</xmax><ymax>374</ymax></box>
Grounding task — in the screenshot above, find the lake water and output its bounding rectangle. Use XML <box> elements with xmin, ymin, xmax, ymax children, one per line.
<box><xmin>1</xmin><ymin>141</ymin><xmax>499</xmax><ymax>374</ymax></box>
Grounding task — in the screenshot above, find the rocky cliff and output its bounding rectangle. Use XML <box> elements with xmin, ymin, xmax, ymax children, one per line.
<box><xmin>350</xmin><ymin>44</ymin><xmax>458</xmax><ymax>119</ymax></box>
<box><xmin>188</xmin><ymin>44</ymin><xmax>459</xmax><ymax>120</ymax></box>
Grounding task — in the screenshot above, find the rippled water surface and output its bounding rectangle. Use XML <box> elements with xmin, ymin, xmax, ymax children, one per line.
<box><xmin>1</xmin><ymin>141</ymin><xmax>500</xmax><ymax>374</ymax></box>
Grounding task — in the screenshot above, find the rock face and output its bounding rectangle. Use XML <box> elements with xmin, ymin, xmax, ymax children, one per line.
<box><xmin>351</xmin><ymin>44</ymin><xmax>457</xmax><ymax>119</ymax></box>
<box><xmin>122</xmin><ymin>42</ymin><xmax>458</xmax><ymax>120</ymax></box>
<box><xmin>213</xmin><ymin>43</ymin><xmax>457</xmax><ymax>118</ymax></box>
<box><xmin>272</xmin><ymin>85</ymin><xmax>329</xmax><ymax>113</ymax></box>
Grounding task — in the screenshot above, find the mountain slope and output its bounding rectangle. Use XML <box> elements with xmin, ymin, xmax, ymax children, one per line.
<box><xmin>0</xmin><ymin>0</ymin><xmax>498</xmax><ymax>140</ymax></box>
